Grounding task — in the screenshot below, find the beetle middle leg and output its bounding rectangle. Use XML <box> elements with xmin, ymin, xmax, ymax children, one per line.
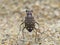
<box><xmin>35</xmin><ymin>22</ymin><xmax>40</xmax><ymax>29</ymax></box>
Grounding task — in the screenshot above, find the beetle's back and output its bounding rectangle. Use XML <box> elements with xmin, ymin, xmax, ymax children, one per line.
<box><xmin>25</xmin><ymin>17</ymin><xmax>35</xmax><ymax>32</ymax></box>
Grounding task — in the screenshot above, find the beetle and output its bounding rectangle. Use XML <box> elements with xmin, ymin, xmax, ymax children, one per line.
<box><xmin>19</xmin><ymin>9</ymin><xmax>39</xmax><ymax>42</ymax></box>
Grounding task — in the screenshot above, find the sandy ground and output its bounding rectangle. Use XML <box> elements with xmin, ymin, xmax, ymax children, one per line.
<box><xmin>0</xmin><ymin>0</ymin><xmax>60</xmax><ymax>45</ymax></box>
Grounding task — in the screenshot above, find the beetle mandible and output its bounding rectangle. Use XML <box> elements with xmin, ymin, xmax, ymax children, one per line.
<box><xmin>20</xmin><ymin>9</ymin><xmax>39</xmax><ymax>42</ymax></box>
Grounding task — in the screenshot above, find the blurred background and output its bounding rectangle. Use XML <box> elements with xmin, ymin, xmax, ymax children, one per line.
<box><xmin>0</xmin><ymin>0</ymin><xmax>60</xmax><ymax>45</ymax></box>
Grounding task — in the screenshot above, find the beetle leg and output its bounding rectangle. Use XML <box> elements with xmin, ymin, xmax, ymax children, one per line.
<box><xmin>20</xmin><ymin>21</ymin><xmax>25</xmax><ymax>32</ymax></box>
<box><xmin>20</xmin><ymin>21</ymin><xmax>25</xmax><ymax>25</ymax></box>
<box><xmin>22</xmin><ymin>27</ymin><xmax>25</xmax><ymax>39</ymax></box>
<box><xmin>18</xmin><ymin>22</ymin><xmax>25</xmax><ymax>41</ymax></box>
<box><xmin>21</xmin><ymin>27</ymin><xmax>26</xmax><ymax>43</ymax></box>
<box><xmin>18</xmin><ymin>21</ymin><xmax>25</xmax><ymax>35</ymax></box>
<box><xmin>34</xmin><ymin>28</ymin><xmax>38</xmax><ymax>43</ymax></box>
<box><xmin>35</xmin><ymin>22</ymin><xmax>39</xmax><ymax>25</ymax></box>
<box><xmin>35</xmin><ymin>22</ymin><xmax>39</xmax><ymax>29</ymax></box>
<box><xmin>35</xmin><ymin>22</ymin><xmax>39</xmax><ymax>26</ymax></box>
<box><xmin>19</xmin><ymin>21</ymin><xmax>25</xmax><ymax>32</ymax></box>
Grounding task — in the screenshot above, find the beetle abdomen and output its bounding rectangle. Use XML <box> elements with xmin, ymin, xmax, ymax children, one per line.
<box><xmin>28</xmin><ymin>28</ymin><xmax>33</xmax><ymax>32</ymax></box>
<box><xmin>25</xmin><ymin>23</ymin><xmax>35</xmax><ymax>32</ymax></box>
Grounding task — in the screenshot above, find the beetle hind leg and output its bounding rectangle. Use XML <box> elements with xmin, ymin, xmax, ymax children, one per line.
<box><xmin>22</xmin><ymin>27</ymin><xmax>25</xmax><ymax>40</ymax></box>
<box><xmin>34</xmin><ymin>28</ymin><xmax>38</xmax><ymax>43</ymax></box>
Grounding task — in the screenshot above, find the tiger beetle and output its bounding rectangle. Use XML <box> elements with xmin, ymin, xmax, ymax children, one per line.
<box><xmin>20</xmin><ymin>9</ymin><xmax>39</xmax><ymax>42</ymax></box>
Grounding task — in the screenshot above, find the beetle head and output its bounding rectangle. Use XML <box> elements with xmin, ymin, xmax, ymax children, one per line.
<box><xmin>26</xmin><ymin>10</ymin><xmax>33</xmax><ymax>17</ymax></box>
